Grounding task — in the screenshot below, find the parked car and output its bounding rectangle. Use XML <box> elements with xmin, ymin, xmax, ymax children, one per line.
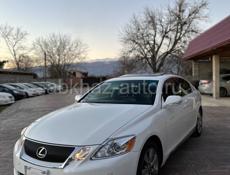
<box><xmin>7</xmin><ymin>83</ymin><xmax>38</xmax><ymax>97</ymax></box>
<box><xmin>199</xmin><ymin>74</ymin><xmax>230</xmax><ymax>97</ymax></box>
<box><xmin>22</xmin><ymin>83</ymin><xmax>46</xmax><ymax>95</ymax></box>
<box><xmin>0</xmin><ymin>84</ymin><xmax>27</xmax><ymax>100</ymax></box>
<box><xmin>0</xmin><ymin>92</ymin><xmax>15</xmax><ymax>105</ymax></box>
<box><xmin>46</xmin><ymin>82</ymin><xmax>63</xmax><ymax>92</ymax></box>
<box><xmin>31</xmin><ymin>82</ymin><xmax>50</xmax><ymax>94</ymax></box>
<box><xmin>32</xmin><ymin>82</ymin><xmax>55</xmax><ymax>94</ymax></box>
<box><xmin>14</xmin><ymin>74</ymin><xmax>203</xmax><ymax>175</ymax></box>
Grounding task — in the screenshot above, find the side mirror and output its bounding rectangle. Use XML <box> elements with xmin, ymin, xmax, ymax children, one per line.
<box><xmin>163</xmin><ymin>95</ymin><xmax>182</xmax><ymax>108</ymax></box>
<box><xmin>75</xmin><ymin>95</ymin><xmax>82</xmax><ymax>102</ymax></box>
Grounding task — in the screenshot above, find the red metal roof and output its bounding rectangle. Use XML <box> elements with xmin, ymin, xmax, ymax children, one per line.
<box><xmin>183</xmin><ymin>15</ymin><xmax>230</xmax><ymax>60</ymax></box>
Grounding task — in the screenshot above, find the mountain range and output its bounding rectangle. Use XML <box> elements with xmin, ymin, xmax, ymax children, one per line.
<box><xmin>32</xmin><ymin>58</ymin><xmax>120</xmax><ymax>78</ymax></box>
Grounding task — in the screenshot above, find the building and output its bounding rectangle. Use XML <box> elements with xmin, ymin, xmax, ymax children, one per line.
<box><xmin>183</xmin><ymin>15</ymin><xmax>230</xmax><ymax>98</ymax></box>
<box><xmin>68</xmin><ymin>70</ymin><xmax>88</xmax><ymax>79</ymax></box>
<box><xmin>0</xmin><ymin>70</ymin><xmax>37</xmax><ymax>83</ymax></box>
<box><xmin>63</xmin><ymin>70</ymin><xmax>88</xmax><ymax>88</ymax></box>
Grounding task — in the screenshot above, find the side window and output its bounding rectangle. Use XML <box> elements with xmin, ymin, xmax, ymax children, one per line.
<box><xmin>179</xmin><ymin>79</ymin><xmax>192</xmax><ymax>96</ymax></box>
<box><xmin>162</xmin><ymin>78</ymin><xmax>192</xmax><ymax>101</ymax></box>
<box><xmin>162</xmin><ymin>78</ymin><xmax>179</xmax><ymax>101</ymax></box>
<box><xmin>222</xmin><ymin>75</ymin><xmax>230</xmax><ymax>82</ymax></box>
<box><xmin>4</xmin><ymin>87</ymin><xmax>10</xmax><ymax>92</ymax></box>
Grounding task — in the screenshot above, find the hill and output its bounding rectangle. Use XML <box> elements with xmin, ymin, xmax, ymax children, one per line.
<box><xmin>32</xmin><ymin>58</ymin><xmax>120</xmax><ymax>78</ymax></box>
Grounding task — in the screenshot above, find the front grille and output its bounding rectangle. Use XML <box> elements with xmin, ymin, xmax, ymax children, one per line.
<box><xmin>24</xmin><ymin>139</ymin><xmax>75</xmax><ymax>163</ymax></box>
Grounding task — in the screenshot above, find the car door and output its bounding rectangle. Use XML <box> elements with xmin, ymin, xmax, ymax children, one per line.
<box><xmin>161</xmin><ymin>77</ymin><xmax>186</xmax><ymax>153</ymax></box>
<box><xmin>178</xmin><ymin>78</ymin><xmax>196</xmax><ymax>135</ymax></box>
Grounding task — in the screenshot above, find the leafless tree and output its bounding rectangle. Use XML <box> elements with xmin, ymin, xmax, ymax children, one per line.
<box><xmin>115</xmin><ymin>55</ymin><xmax>149</xmax><ymax>76</ymax></box>
<box><xmin>121</xmin><ymin>0</ymin><xmax>208</xmax><ymax>73</ymax></box>
<box><xmin>0</xmin><ymin>24</ymin><xmax>28</xmax><ymax>70</ymax></box>
<box><xmin>34</xmin><ymin>34</ymin><xmax>87</xmax><ymax>78</ymax></box>
<box><xmin>18</xmin><ymin>54</ymin><xmax>35</xmax><ymax>71</ymax></box>
<box><xmin>0</xmin><ymin>60</ymin><xmax>8</xmax><ymax>69</ymax></box>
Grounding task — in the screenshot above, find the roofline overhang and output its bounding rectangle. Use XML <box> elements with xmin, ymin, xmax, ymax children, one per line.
<box><xmin>183</xmin><ymin>40</ymin><xmax>230</xmax><ymax>60</ymax></box>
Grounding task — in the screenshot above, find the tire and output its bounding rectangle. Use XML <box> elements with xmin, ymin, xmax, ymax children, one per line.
<box><xmin>193</xmin><ymin>112</ymin><xmax>203</xmax><ymax>137</ymax></box>
<box><xmin>220</xmin><ymin>87</ymin><xmax>228</xmax><ymax>97</ymax></box>
<box><xmin>137</xmin><ymin>141</ymin><xmax>159</xmax><ymax>175</ymax></box>
<box><xmin>25</xmin><ymin>93</ymin><xmax>29</xmax><ymax>98</ymax></box>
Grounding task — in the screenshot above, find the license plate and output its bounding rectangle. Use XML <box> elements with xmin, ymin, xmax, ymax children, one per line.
<box><xmin>25</xmin><ymin>167</ymin><xmax>48</xmax><ymax>175</ymax></box>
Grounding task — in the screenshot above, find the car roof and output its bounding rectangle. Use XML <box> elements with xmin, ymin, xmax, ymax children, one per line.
<box><xmin>107</xmin><ymin>74</ymin><xmax>180</xmax><ymax>82</ymax></box>
<box><xmin>1</xmin><ymin>84</ymin><xmax>15</xmax><ymax>89</ymax></box>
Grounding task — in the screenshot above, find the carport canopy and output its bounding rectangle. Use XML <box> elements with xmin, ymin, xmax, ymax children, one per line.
<box><xmin>183</xmin><ymin>15</ymin><xmax>230</xmax><ymax>98</ymax></box>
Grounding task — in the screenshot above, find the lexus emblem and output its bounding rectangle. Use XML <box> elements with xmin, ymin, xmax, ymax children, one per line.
<box><xmin>36</xmin><ymin>147</ymin><xmax>47</xmax><ymax>159</ymax></box>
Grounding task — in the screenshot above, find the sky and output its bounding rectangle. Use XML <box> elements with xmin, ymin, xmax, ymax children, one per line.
<box><xmin>0</xmin><ymin>0</ymin><xmax>229</xmax><ymax>60</ymax></box>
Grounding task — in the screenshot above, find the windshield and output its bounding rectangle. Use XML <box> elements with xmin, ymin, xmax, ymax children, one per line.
<box><xmin>24</xmin><ymin>83</ymin><xmax>37</xmax><ymax>88</ymax></box>
<box><xmin>34</xmin><ymin>83</ymin><xmax>46</xmax><ymax>88</ymax></box>
<box><xmin>11</xmin><ymin>84</ymin><xmax>29</xmax><ymax>89</ymax></box>
<box><xmin>81</xmin><ymin>80</ymin><xmax>158</xmax><ymax>105</ymax></box>
<box><xmin>2</xmin><ymin>84</ymin><xmax>17</xmax><ymax>90</ymax></box>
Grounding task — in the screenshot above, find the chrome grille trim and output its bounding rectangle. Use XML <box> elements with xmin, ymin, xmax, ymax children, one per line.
<box><xmin>20</xmin><ymin>139</ymin><xmax>80</xmax><ymax>169</ymax></box>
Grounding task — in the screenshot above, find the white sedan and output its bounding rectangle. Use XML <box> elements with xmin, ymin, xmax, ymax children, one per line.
<box><xmin>14</xmin><ymin>74</ymin><xmax>203</xmax><ymax>175</ymax></box>
<box><xmin>8</xmin><ymin>83</ymin><xmax>38</xmax><ymax>97</ymax></box>
<box><xmin>22</xmin><ymin>83</ymin><xmax>46</xmax><ymax>95</ymax></box>
<box><xmin>199</xmin><ymin>74</ymin><xmax>230</xmax><ymax>97</ymax></box>
<box><xmin>0</xmin><ymin>92</ymin><xmax>15</xmax><ymax>105</ymax></box>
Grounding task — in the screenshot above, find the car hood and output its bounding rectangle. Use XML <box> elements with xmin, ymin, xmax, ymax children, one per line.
<box><xmin>0</xmin><ymin>92</ymin><xmax>12</xmax><ymax>98</ymax></box>
<box><xmin>25</xmin><ymin>103</ymin><xmax>151</xmax><ymax>146</ymax></box>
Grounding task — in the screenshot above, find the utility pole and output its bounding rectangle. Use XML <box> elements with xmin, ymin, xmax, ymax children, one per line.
<box><xmin>44</xmin><ymin>51</ymin><xmax>47</xmax><ymax>82</ymax></box>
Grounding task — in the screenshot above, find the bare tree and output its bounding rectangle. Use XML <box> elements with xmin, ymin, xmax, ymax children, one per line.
<box><xmin>18</xmin><ymin>54</ymin><xmax>35</xmax><ymax>71</ymax></box>
<box><xmin>0</xmin><ymin>24</ymin><xmax>28</xmax><ymax>70</ymax></box>
<box><xmin>121</xmin><ymin>0</ymin><xmax>208</xmax><ymax>73</ymax></box>
<box><xmin>0</xmin><ymin>60</ymin><xmax>8</xmax><ymax>69</ymax></box>
<box><xmin>34</xmin><ymin>34</ymin><xmax>87</xmax><ymax>78</ymax></box>
<box><xmin>116</xmin><ymin>56</ymin><xmax>138</xmax><ymax>75</ymax></box>
<box><xmin>115</xmin><ymin>55</ymin><xmax>149</xmax><ymax>76</ymax></box>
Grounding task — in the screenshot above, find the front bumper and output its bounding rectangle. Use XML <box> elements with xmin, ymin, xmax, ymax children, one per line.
<box><xmin>0</xmin><ymin>99</ymin><xmax>14</xmax><ymax>105</ymax></box>
<box><xmin>14</xmin><ymin>140</ymin><xmax>139</xmax><ymax>175</ymax></box>
<box><xmin>28</xmin><ymin>92</ymin><xmax>38</xmax><ymax>97</ymax></box>
<box><xmin>198</xmin><ymin>85</ymin><xmax>212</xmax><ymax>94</ymax></box>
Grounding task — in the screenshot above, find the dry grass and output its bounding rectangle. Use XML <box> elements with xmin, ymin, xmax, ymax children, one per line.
<box><xmin>0</xmin><ymin>106</ymin><xmax>6</xmax><ymax>113</ymax></box>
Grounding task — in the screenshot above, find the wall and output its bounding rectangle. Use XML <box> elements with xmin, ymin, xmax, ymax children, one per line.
<box><xmin>194</xmin><ymin>58</ymin><xmax>230</xmax><ymax>80</ymax></box>
<box><xmin>0</xmin><ymin>74</ymin><xmax>35</xmax><ymax>83</ymax></box>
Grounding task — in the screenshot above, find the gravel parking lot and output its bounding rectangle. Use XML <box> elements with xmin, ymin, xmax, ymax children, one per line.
<box><xmin>0</xmin><ymin>94</ymin><xmax>230</xmax><ymax>175</ymax></box>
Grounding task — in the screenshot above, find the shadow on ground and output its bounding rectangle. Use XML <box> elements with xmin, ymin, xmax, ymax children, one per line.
<box><xmin>160</xmin><ymin>106</ymin><xmax>230</xmax><ymax>175</ymax></box>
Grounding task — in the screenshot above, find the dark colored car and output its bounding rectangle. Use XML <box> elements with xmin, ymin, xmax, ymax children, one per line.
<box><xmin>0</xmin><ymin>84</ymin><xmax>27</xmax><ymax>100</ymax></box>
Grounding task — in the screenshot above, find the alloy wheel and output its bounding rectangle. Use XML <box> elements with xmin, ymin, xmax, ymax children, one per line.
<box><xmin>141</xmin><ymin>148</ymin><xmax>159</xmax><ymax>175</ymax></box>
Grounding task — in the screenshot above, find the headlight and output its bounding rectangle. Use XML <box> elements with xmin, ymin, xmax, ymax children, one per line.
<box><xmin>73</xmin><ymin>147</ymin><xmax>92</xmax><ymax>161</ymax></box>
<box><xmin>13</xmin><ymin>90</ymin><xmax>19</xmax><ymax>94</ymax></box>
<box><xmin>91</xmin><ymin>136</ymin><xmax>136</xmax><ymax>160</ymax></box>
